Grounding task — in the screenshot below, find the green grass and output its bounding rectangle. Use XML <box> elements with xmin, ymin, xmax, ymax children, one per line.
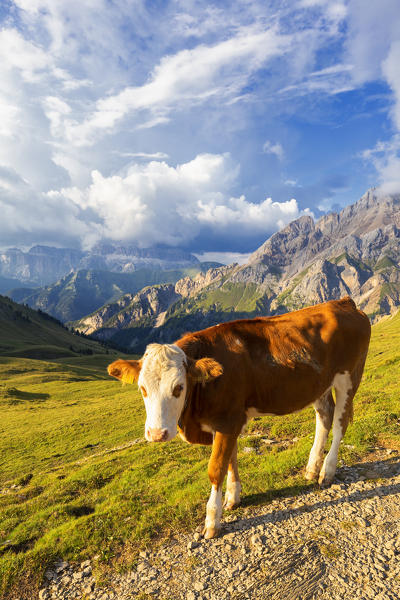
<box><xmin>374</xmin><ymin>254</ymin><xmax>399</xmax><ymax>271</ymax></box>
<box><xmin>0</xmin><ymin>313</ymin><xmax>399</xmax><ymax>598</ymax></box>
<box><xmin>0</xmin><ymin>295</ymin><xmax>107</xmax><ymax>359</ymax></box>
<box><xmin>194</xmin><ymin>282</ymin><xmax>264</xmax><ymax>312</ymax></box>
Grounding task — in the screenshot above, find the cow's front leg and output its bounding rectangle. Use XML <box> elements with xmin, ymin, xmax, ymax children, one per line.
<box><xmin>203</xmin><ymin>432</ymin><xmax>238</xmax><ymax>539</ymax></box>
<box><xmin>223</xmin><ymin>440</ymin><xmax>241</xmax><ymax>510</ymax></box>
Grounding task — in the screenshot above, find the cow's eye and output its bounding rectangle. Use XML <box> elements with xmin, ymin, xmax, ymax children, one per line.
<box><xmin>140</xmin><ymin>386</ymin><xmax>147</xmax><ymax>397</ymax></box>
<box><xmin>172</xmin><ymin>384</ymin><xmax>183</xmax><ymax>398</ymax></box>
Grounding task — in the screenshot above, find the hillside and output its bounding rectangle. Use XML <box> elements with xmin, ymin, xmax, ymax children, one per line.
<box><xmin>77</xmin><ymin>189</ymin><xmax>400</xmax><ymax>351</ymax></box>
<box><xmin>8</xmin><ymin>263</ymin><xmax>220</xmax><ymax>323</ymax></box>
<box><xmin>0</xmin><ymin>306</ymin><xmax>399</xmax><ymax>599</ymax></box>
<box><xmin>0</xmin><ymin>295</ymin><xmax>109</xmax><ymax>359</ymax></box>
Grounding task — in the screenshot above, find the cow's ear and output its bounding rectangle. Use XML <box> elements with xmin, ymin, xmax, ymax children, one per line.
<box><xmin>188</xmin><ymin>357</ymin><xmax>223</xmax><ymax>385</ymax></box>
<box><xmin>107</xmin><ymin>359</ymin><xmax>142</xmax><ymax>384</ymax></box>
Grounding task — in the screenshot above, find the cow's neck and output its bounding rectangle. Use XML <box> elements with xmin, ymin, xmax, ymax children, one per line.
<box><xmin>178</xmin><ymin>380</ymin><xmax>199</xmax><ymax>429</ymax></box>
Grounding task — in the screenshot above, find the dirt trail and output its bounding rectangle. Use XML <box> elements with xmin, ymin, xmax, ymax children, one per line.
<box><xmin>39</xmin><ymin>451</ymin><xmax>400</xmax><ymax>600</ymax></box>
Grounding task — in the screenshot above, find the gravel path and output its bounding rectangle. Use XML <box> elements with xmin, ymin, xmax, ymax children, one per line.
<box><xmin>38</xmin><ymin>451</ymin><xmax>400</xmax><ymax>600</ymax></box>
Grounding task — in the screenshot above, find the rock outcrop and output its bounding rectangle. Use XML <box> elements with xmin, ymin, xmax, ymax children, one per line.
<box><xmin>76</xmin><ymin>284</ymin><xmax>180</xmax><ymax>338</ymax></box>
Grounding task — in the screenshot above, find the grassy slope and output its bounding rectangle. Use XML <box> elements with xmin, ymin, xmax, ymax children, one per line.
<box><xmin>0</xmin><ymin>313</ymin><xmax>399</xmax><ymax>598</ymax></box>
<box><xmin>0</xmin><ymin>295</ymin><xmax>109</xmax><ymax>359</ymax></box>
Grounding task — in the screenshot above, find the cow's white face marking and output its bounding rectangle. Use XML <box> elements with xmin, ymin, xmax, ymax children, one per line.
<box><xmin>138</xmin><ymin>343</ymin><xmax>187</xmax><ymax>442</ymax></box>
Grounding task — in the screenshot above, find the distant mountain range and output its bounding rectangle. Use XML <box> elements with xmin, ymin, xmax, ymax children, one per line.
<box><xmin>9</xmin><ymin>264</ymin><xmax>220</xmax><ymax>322</ymax></box>
<box><xmin>71</xmin><ymin>189</ymin><xmax>400</xmax><ymax>351</ymax></box>
<box><xmin>0</xmin><ymin>243</ymin><xmax>200</xmax><ymax>287</ymax></box>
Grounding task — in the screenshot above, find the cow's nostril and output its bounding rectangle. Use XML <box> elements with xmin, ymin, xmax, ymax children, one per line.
<box><xmin>148</xmin><ymin>427</ymin><xmax>168</xmax><ymax>442</ymax></box>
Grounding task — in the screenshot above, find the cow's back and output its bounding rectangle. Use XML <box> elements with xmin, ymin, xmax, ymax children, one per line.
<box><xmin>176</xmin><ymin>297</ymin><xmax>371</xmax><ymax>428</ymax></box>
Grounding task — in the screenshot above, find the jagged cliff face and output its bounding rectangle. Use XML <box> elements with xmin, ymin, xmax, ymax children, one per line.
<box><xmin>175</xmin><ymin>265</ymin><xmax>234</xmax><ymax>298</ymax></box>
<box><xmin>259</xmin><ymin>189</ymin><xmax>400</xmax><ymax>315</ymax></box>
<box><xmin>74</xmin><ymin>189</ymin><xmax>400</xmax><ymax>352</ymax></box>
<box><xmin>0</xmin><ymin>243</ymin><xmax>199</xmax><ymax>286</ymax></box>
<box><xmin>75</xmin><ymin>284</ymin><xmax>179</xmax><ymax>339</ymax></box>
<box><xmin>80</xmin><ymin>243</ymin><xmax>199</xmax><ymax>273</ymax></box>
<box><xmin>0</xmin><ymin>246</ymin><xmax>84</xmax><ymax>286</ymax></box>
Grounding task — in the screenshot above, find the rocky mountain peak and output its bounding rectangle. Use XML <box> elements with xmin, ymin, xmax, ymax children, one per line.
<box><xmin>248</xmin><ymin>213</ymin><xmax>315</xmax><ymax>267</ymax></box>
<box><xmin>318</xmin><ymin>189</ymin><xmax>400</xmax><ymax>239</ymax></box>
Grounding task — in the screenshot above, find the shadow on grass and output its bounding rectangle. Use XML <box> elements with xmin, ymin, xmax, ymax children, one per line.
<box><xmin>223</xmin><ymin>455</ymin><xmax>400</xmax><ymax>536</ymax></box>
<box><xmin>1</xmin><ymin>387</ymin><xmax>50</xmax><ymax>404</ymax></box>
<box><xmin>0</xmin><ymin>537</ymin><xmax>37</xmax><ymax>555</ymax></box>
<box><xmin>65</xmin><ymin>504</ymin><xmax>95</xmax><ymax>518</ymax></box>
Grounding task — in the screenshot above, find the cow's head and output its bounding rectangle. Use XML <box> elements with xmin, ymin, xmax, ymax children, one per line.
<box><xmin>107</xmin><ymin>343</ymin><xmax>223</xmax><ymax>442</ymax></box>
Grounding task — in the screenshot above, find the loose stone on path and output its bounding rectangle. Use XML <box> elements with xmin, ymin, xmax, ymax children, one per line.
<box><xmin>37</xmin><ymin>452</ymin><xmax>400</xmax><ymax>600</ymax></box>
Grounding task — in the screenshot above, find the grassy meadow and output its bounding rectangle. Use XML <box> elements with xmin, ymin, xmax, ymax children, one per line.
<box><xmin>1</xmin><ymin>312</ymin><xmax>399</xmax><ymax>598</ymax></box>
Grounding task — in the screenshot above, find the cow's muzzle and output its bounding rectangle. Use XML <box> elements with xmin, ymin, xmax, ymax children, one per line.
<box><xmin>146</xmin><ymin>427</ymin><xmax>169</xmax><ymax>442</ymax></box>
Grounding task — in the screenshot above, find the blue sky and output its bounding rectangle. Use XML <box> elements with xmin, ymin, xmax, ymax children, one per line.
<box><xmin>0</xmin><ymin>0</ymin><xmax>400</xmax><ymax>262</ymax></box>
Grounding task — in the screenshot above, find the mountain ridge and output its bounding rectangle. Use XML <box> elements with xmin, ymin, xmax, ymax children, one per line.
<box><xmin>73</xmin><ymin>188</ymin><xmax>400</xmax><ymax>351</ymax></box>
<box><xmin>8</xmin><ymin>264</ymin><xmax>220</xmax><ymax>323</ymax></box>
<box><xmin>0</xmin><ymin>243</ymin><xmax>201</xmax><ymax>286</ymax></box>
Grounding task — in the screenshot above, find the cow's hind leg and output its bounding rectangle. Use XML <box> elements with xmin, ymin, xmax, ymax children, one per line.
<box><xmin>203</xmin><ymin>432</ymin><xmax>238</xmax><ymax>539</ymax></box>
<box><xmin>305</xmin><ymin>390</ymin><xmax>335</xmax><ymax>481</ymax></box>
<box><xmin>223</xmin><ymin>440</ymin><xmax>241</xmax><ymax>510</ymax></box>
<box><xmin>318</xmin><ymin>371</ymin><xmax>354</xmax><ymax>486</ymax></box>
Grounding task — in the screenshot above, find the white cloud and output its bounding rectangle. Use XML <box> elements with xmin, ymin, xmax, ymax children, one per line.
<box><xmin>114</xmin><ymin>152</ymin><xmax>170</xmax><ymax>160</ymax></box>
<box><xmin>64</xmin><ymin>26</ymin><xmax>292</xmax><ymax>146</ymax></box>
<box><xmin>0</xmin><ymin>100</ymin><xmax>21</xmax><ymax>138</ymax></box>
<box><xmin>345</xmin><ymin>0</ymin><xmax>400</xmax><ymax>84</ymax></box>
<box><xmin>262</xmin><ymin>140</ymin><xmax>284</xmax><ymax>160</ymax></box>
<box><xmin>0</xmin><ymin>165</ymin><xmax>92</xmax><ymax>247</ymax></box>
<box><xmin>0</xmin><ymin>28</ymin><xmax>51</xmax><ymax>82</ymax></box>
<box><xmin>362</xmin><ymin>136</ymin><xmax>400</xmax><ymax>195</ymax></box>
<box><xmin>382</xmin><ymin>41</ymin><xmax>400</xmax><ymax>131</ymax></box>
<box><xmin>2</xmin><ymin>0</ymin><xmax>400</xmax><ymax>253</ymax></box>
<box><xmin>55</xmin><ymin>153</ymin><xmax>308</xmax><ymax>248</ymax></box>
<box><xmin>196</xmin><ymin>195</ymin><xmax>300</xmax><ymax>230</ymax></box>
<box><xmin>136</xmin><ymin>116</ymin><xmax>171</xmax><ymax>130</ymax></box>
<box><xmin>347</xmin><ymin>1</ymin><xmax>400</xmax><ymax>193</ymax></box>
<box><xmin>279</xmin><ymin>63</ymin><xmax>355</xmax><ymax>97</ymax></box>
<box><xmin>194</xmin><ymin>251</ymin><xmax>251</xmax><ymax>265</ymax></box>
<box><xmin>299</xmin><ymin>0</ymin><xmax>347</xmax><ymax>25</ymax></box>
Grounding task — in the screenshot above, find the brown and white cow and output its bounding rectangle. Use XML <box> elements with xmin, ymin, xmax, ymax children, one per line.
<box><xmin>107</xmin><ymin>297</ymin><xmax>371</xmax><ymax>539</ymax></box>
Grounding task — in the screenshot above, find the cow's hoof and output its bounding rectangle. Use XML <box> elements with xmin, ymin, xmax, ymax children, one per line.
<box><xmin>304</xmin><ymin>468</ymin><xmax>319</xmax><ymax>481</ymax></box>
<box><xmin>318</xmin><ymin>474</ymin><xmax>333</xmax><ymax>487</ymax></box>
<box><xmin>223</xmin><ymin>499</ymin><xmax>240</xmax><ymax>510</ymax></box>
<box><xmin>202</xmin><ymin>526</ymin><xmax>220</xmax><ymax>539</ymax></box>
